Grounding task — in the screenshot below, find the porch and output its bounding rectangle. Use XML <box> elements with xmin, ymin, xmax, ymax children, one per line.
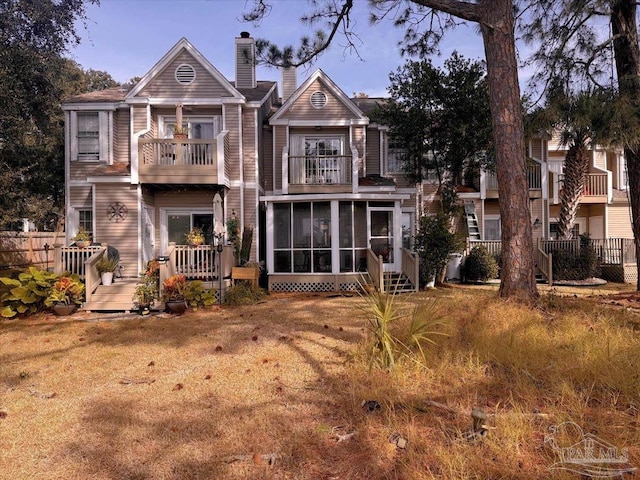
<box><xmin>267</xmin><ymin>247</ymin><xmax>419</xmax><ymax>293</ymax></box>
<box><xmin>467</xmin><ymin>238</ymin><xmax>637</xmax><ymax>284</ymax></box>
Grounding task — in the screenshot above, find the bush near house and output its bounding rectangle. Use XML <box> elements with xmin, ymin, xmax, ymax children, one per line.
<box><xmin>464</xmin><ymin>245</ymin><xmax>499</xmax><ymax>282</ymax></box>
<box><xmin>551</xmin><ymin>233</ymin><xmax>601</xmax><ymax>281</ymax></box>
<box><xmin>413</xmin><ymin>213</ymin><xmax>465</xmax><ymax>286</ymax></box>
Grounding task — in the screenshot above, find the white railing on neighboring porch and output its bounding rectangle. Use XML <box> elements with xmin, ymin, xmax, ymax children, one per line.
<box><xmin>289</xmin><ymin>155</ymin><xmax>352</xmax><ymax>185</ymax></box>
<box><xmin>485</xmin><ymin>163</ymin><xmax>542</xmax><ymax>190</ymax></box>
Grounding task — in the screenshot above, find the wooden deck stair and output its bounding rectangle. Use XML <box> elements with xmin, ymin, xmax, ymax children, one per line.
<box><xmin>82</xmin><ymin>278</ymin><xmax>140</xmax><ymax>312</ymax></box>
<box><xmin>383</xmin><ymin>272</ymin><xmax>415</xmax><ymax>293</ymax></box>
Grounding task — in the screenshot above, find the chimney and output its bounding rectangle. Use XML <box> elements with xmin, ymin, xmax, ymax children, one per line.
<box><xmin>281</xmin><ymin>66</ymin><xmax>297</xmax><ymax>102</ymax></box>
<box><xmin>235</xmin><ymin>31</ymin><xmax>256</xmax><ymax>89</ymax></box>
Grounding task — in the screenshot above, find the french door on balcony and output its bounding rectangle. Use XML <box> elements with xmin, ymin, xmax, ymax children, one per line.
<box><xmin>162</xmin><ymin>116</ymin><xmax>221</xmax><ymax>165</ymax></box>
<box><xmin>290</xmin><ymin>135</ymin><xmax>345</xmax><ymax>184</ymax></box>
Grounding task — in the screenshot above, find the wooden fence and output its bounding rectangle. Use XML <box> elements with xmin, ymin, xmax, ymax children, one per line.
<box><xmin>0</xmin><ymin>232</ymin><xmax>64</xmax><ymax>271</ymax></box>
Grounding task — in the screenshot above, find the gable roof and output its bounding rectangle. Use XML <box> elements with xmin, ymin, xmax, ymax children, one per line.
<box><xmin>269</xmin><ymin>69</ymin><xmax>368</xmax><ymax>124</ymax></box>
<box><xmin>125</xmin><ymin>37</ymin><xmax>244</xmax><ymax>101</ymax></box>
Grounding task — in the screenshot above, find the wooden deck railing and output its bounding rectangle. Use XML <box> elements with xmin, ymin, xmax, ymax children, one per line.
<box><xmin>366</xmin><ymin>248</ymin><xmax>384</xmax><ymax>292</ymax></box>
<box><xmin>138</xmin><ymin>138</ymin><xmax>218</xmax><ymax>166</ymax></box>
<box><xmin>289</xmin><ymin>155</ymin><xmax>352</xmax><ymax>185</ymax></box>
<box><xmin>401</xmin><ymin>248</ymin><xmax>419</xmax><ymax>292</ymax></box>
<box><xmin>467</xmin><ymin>240</ymin><xmax>502</xmax><ymax>256</ymax></box>
<box><xmin>486</xmin><ymin>163</ymin><xmax>542</xmax><ymax>190</ymax></box>
<box><xmin>536</xmin><ymin>239</ymin><xmax>553</xmax><ymax>285</ymax></box>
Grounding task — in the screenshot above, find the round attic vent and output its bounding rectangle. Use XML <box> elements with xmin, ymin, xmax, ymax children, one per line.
<box><xmin>175</xmin><ymin>64</ymin><xmax>196</xmax><ymax>85</ymax></box>
<box><xmin>310</xmin><ymin>90</ymin><xmax>328</xmax><ymax>109</ymax></box>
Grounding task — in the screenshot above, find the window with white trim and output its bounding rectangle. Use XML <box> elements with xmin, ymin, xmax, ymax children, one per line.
<box><xmin>78</xmin><ymin>209</ymin><xmax>93</xmax><ymax>237</ymax></box>
<box><xmin>71</xmin><ymin>111</ymin><xmax>109</xmax><ymax>162</ymax></box>
<box><xmin>77</xmin><ymin>112</ymin><xmax>100</xmax><ymax>160</ymax></box>
<box><xmin>484</xmin><ymin>217</ymin><xmax>501</xmax><ymax>241</ymax></box>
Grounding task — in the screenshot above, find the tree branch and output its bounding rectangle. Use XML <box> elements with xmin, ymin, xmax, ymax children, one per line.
<box><xmin>410</xmin><ymin>0</ymin><xmax>481</xmax><ymax>23</ymax></box>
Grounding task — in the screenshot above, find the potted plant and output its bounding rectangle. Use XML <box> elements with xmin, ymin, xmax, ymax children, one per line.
<box><xmin>96</xmin><ymin>255</ymin><xmax>118</xmax><ymax>286</ymax></box>
<box><xmin>72</xmin><ymin>227</ymin><xmax>92</xmax><ymax>248</ymax></box>
<box><xmin>185</xmin><ymin>227</ymin><xmax>205</xmax><ymax>246</ymax></box>
<box><xmin>45</xmin><ymin>275</ymin><xmax>85</xmax><ymax>315</ymax></box>
<box><xmin>161</xmin><ymin>274</ymin><xmax>188</xmax><ymax>314</ymax></box>
<box><xmin>132</xmin><ymin>259</ymin><xmax>159</xmax><ymax>315</ymax></box>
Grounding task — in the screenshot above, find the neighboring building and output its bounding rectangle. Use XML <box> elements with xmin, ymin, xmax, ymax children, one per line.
<box><xmin>63</xmin><ymin>34</ymin><xmax>636</xmax><ymax>295</ymax></box>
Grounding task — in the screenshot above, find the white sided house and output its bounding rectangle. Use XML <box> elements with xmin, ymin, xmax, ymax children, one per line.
<box><xmin>62</xmin><ymin>34</ymin><xmax>420</xmax><ymax>308</ymax></box>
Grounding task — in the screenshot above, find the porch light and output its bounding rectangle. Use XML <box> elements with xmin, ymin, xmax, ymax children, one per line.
<box><xmin>533</xmin><ymin>218</ymin><xmax>541</xmax><ymax>229</ymax></box>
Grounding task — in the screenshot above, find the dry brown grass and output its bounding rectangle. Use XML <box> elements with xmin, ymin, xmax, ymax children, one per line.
<box><xmin>2</xmin><ymin>285</ymin><xmax>640</xmax><ymax>479</ymax></box>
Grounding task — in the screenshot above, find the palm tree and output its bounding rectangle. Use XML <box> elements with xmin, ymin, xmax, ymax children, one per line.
<box><xmin>528</xmin><ymin>86</ymin><xmax>614</xmax><ymax>239</ymax></box>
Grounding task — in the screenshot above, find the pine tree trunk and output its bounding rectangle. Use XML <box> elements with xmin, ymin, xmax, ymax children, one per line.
<box><xmin>557</xmin><ymin>144</ymin><xmax>589</xmax><ymax>240</ymax></box>
<box><xmin>611</xmin><ymin>0</ymin><xmax>640</xmax><ymax>290</ymax></box>
<box><xmin>480</xmin><ymin>1</ymin><xmax>539</xmax><ymax>300</ymax></box>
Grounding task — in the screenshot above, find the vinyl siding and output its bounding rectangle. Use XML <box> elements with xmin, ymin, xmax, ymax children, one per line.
<box><xmin>274</xmin><ymin>126</ymin><xmax>287</xmax><ymax>191</ymax></box>
<box><xmin>593</xmin><ymin>150</ymin><xmax>606</xmax><ymax>170</ymax></box>
<box><xmin>242</xmin><ymin>109</ymin><xmax>257</xmax><ymax>182</ymax></box>
<box><xmin>94</xmin><ymin>184</ymin><xmax>138</xmax><ymax>277</ymax></box>
<box><xmin>138</xmin><ymin>50</ymin><xmax>234</xmax><ymax>98</ymax></box>
<box><xmin>114</xmin><ymin>108</ymin><xmax>130</xmax><ymax>164</ymax></box>
<box><xmin>282</xmin><ymin>79</ymin><xmax>358</xmax><ymax>122</ymax></box>
<box><xmin>69</xmin><ymin>186</ymin><xmax>92</xmax><ymax>207</ymax></box>
<box><xmin>530</xmin><ymin>138</ymin><xmax>543</xmax><ymax>161</ymax></box>
<box><xmin>132</xmin><ymin>106</ymin><xmax>147</xmax><ymax>133</ymax></box>
<box><xmin>263</xmin><ymin>127</ymin><xmax>273</xmax><ymax>192</ymax></box>
<box><xmin>608</xmin><ymin>204</ymin><xmax>634</xmax><ymax>238</ymax></box>
<box><xmin>225</xmin><ymin>106</ymin><xmax>241</xmax><ymax>181</ymax></box>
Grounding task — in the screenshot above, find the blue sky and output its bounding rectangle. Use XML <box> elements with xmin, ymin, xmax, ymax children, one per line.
<box><xmin>69</xmin><ymin>0</ymin><xmax>485</xmax><ymax>98</ymax></box>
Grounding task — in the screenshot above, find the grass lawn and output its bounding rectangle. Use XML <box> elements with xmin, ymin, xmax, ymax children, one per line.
<box><xmin>1</xmin><ymin>284</ymin><xmax>640</xmax><ymax>479</ymax></box>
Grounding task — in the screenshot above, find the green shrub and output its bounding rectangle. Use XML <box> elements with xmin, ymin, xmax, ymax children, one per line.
<box><xmin>223</xmin><ymin>283</ymin><xmax>265</xmax><ymax>306</ymax></box>
<box><xmin>413</xmin><ymin>213</ymin><xmax>465</xmax><ymax>286</ymax></box>
<box><xmin>464</xmin><ymin>245</ymin><xmax>499</xmax><ymax>282</ymax></box>
<box><xmin>550</xmin><ymin>235</ymin><xmax>601</xmax><ymax>281</ymax></box>
<box><xmin>183</xmin><ymin>280</ymin><xmax>216</xmax><ymax>310</ymax></box>
<box><xmin>0</xmin><ymin>267</ymin><xmax>64</xmax><ymax>318</ymax></box>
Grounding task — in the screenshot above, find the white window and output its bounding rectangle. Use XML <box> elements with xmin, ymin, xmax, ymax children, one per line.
<box><xmin>77</xmin><ymin>113</ymin><xmax>99</xmax><ymax>160</ymax></box>
<box><xmin>484</xmin><ymin>217</ymin><xmax>501</xmax><ymax>241</ymax></box>
<box><xmin>78</xmin><ymin>209</ymin><xmax>93</xmax><ymax>235</ymax></box>
<box><xmin>387</xmin><ymin>148</ymin><xmax>404</xmax><ymax>174</ymax></box>
<box><xmin>71</xmin><ymin>111</ymin><xmax>109</xmax><ymax>162</ymax></box>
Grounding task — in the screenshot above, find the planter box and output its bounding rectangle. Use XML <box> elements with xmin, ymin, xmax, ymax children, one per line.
<box><xmin>231</xmin><ymin>266</ymin><xmax>259</xmax><ymax>287</ymax></box>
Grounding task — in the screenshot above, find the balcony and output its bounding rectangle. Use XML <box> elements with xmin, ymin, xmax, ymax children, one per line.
<box><xmin>557</xmin><ymin>173</ymin><xmax>609</xmax><ymax>203</ymax></box>
<box><xmin>138</xmin><ymin>133</ymin><xmax>228</xmax><ymax>184</ymax></box>
<box><xmin>485</xmin><ymin>163</ymin><xmax>542</xmax><ymax>197</ymax></box>
<box><xmin>288</xmin><ymin>155</ymin><xmax>353</xmax><ymax>193</ymax></box>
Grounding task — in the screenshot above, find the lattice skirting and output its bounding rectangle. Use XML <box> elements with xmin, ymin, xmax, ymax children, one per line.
<box><xmin>268</xmin><ymin>274</ymin><xmax>364</xmax><ymax>293</ymax></box>
<box><xmin>600</xmin><ymin>264</ymin><xmax>637</xmax><ymax>284</ymax></box>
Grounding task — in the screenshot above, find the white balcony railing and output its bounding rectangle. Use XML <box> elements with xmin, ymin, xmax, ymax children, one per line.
<box><xmin>485</xmin><ymin>163</ymin><xmax>542</xmax><ymax>190</ymax></box>
<box><xmin>139</xmin><ymin>138</ymin><xmax>217</xmax><ymax>166</ymax></box>
<box><xmin>289</xmin><ymin>155</ymin><xmax>352</xmax><ymax>185</ymax></box>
